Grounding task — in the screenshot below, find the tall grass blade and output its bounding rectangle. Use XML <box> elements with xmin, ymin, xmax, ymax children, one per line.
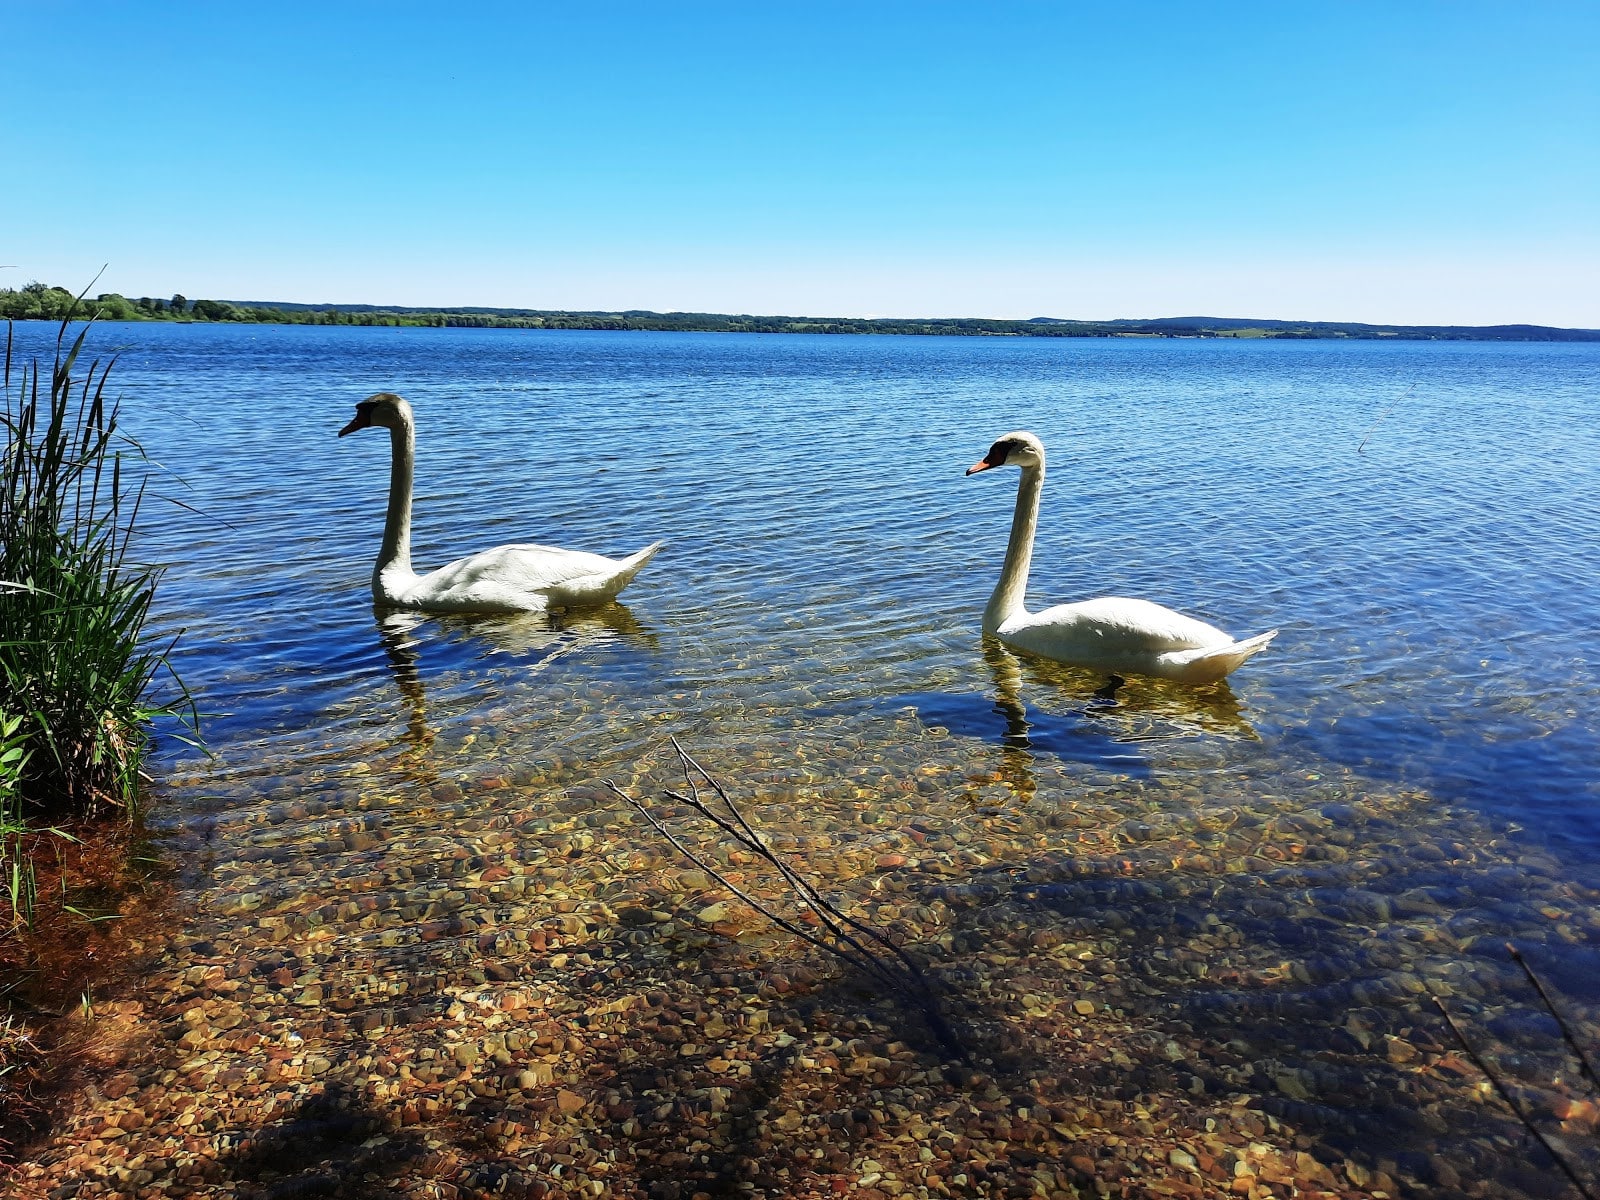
<box><xmin>1</xmin><ymin>305</ymin><xmax>201</xmax><ymax>923</ymax></box>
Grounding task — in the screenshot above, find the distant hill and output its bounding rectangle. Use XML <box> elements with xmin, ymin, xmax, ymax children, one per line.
<box><xmin>5</xmin><ymin>283</ymin><xmax>1597</xmax><ymax>339</ymax></box>
<box><xmin>216</xmin><ymin>303</ymin><xmax>1600</xmax><ymax>341</ymax></box>
<box><xmin>1094</xmin><ymin>316</ymin><xmax>1600</xmax><ymax>341</ymax></box>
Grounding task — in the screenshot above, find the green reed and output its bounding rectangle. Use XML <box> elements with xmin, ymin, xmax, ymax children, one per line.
<box><xmin>1</xmin><ymin>311</ymin><xmax>197</xmax><ymax>923</ymax></box>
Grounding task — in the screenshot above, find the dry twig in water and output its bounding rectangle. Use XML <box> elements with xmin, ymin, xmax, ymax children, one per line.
<box><xmin>1509</xmin><ymin>941</ymin><xmax>1600</xmax><ymax>1093</ymax></box>
<box><xmin>604</xmin><ymin>737</ymin><xmax>966</xmax><ymax>1059</ymax></box>
<box><xmin>1429</xmin><ymin>945</ymin><xmax>1599</xmax><ymax>1200</ymax></box>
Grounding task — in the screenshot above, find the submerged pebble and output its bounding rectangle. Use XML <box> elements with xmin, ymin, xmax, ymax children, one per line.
<box><xmin>20</xmin><ymin>642</ymin><xmax>1599</xmax><ymax>1200</ymax></box>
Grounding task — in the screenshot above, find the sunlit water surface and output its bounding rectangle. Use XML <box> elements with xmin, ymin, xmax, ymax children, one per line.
<box><xmin>15</xmin><ymin>321</ymin><xmax>1600</xmax><ymax>1184</ymax></box>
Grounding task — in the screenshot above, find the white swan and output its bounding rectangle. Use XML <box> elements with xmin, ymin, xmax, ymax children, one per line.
<box><xmin>966</xmin><ymin>431</ymin><xmax>1276</xmax><ymax>683</ymax></box>
<box><xmin>339</xmin><ymin>392</ymin><xmax>661</xmax><ymax>612</ymax></box>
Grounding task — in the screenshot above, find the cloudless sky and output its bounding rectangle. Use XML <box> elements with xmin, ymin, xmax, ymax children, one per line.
<box><xmin>5</xmin><ymin>2</ymin><xmax>1598</xmax><ymax>325</ymax></box>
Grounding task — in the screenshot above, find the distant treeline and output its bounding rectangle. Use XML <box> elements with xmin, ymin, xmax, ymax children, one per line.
<box><xmin>4</xmin><ymin>281</ymin><xmax>1596</xmax><ymax>341</ymax></box>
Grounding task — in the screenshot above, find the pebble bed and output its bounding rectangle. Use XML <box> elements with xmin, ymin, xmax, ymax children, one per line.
<box><xmin>9</xmin><ymin>689</ymin><xmax>1600</xmax><ymax>1200</ymax></box>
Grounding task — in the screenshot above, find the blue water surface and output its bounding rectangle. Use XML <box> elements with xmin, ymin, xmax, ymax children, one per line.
<box><xmin>14</xmin><ymin>322</ymin><xmax>1584</xmax><ymax>851</ymax></box>
<box><xmin>12</xmin><ymin>320</ymin><xmax>1600</xmax><ymax>1184</ymax></box>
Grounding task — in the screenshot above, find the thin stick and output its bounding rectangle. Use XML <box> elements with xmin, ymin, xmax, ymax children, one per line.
<box><xmin>1508</xmin><ymin>941</ymin><xmax>1600</xmax><ymax>1091</ymax></box>
<box><xmin>1357</xmin><ymin>381</ymin><xmax>1416</xmax><ymax>455</ymax></box>
<box><xmin>668</xmin><ymin>737</ymin><xmax>931</xmax><ymax>979</ymax></box>
<box><xmin>663</xmin><ymin>744</ymin><xmax>900</xmax><ymax>978</ymax></box>
<box><xmin>1431</xmin><ymin>993</ymin><xmax>1597</xmax><ymax>1200</ymax></box>
<box><xmin>603</xmin><ymin>743</ymin><xmax>967</xmax><ymax>1057</ymax></box>
<box><xmin>655</xmin><ymin>765</ymin><xmax>895</xmax><ymax>985</ymax></box>
<box><xmin>604</xmin><ymin>779</ymin><xmax>897</xmax><ymax>991</ymax></box>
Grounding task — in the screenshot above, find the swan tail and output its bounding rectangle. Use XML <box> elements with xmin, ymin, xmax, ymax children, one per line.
<box><xmin>1165</xmin><ymin>629</ymin><xmax>1278</xmax><ymax>683</ymax></box>
<box><xmin>613</xmin><ymin>541</ymin><xmax>664</xmax><ymax>588</ymax></box>
<box><xmin>588</xmin><ymin>540</ymin><xmax>663</xmax><ymax>601</ymax></box>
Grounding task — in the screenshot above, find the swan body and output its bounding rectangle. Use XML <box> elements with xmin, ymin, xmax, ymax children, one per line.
<box><xmin>339</xmin><ymin>392</ymin><xmax>661</xmax><ymax>612</ymax></box>
<box><xmin>966</xmin><ymin>431</ymin><xmax>1276</xmax><ymax>683</ymax></box>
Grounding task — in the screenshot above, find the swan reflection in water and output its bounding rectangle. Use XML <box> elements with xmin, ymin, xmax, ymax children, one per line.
<box><xmin>882</xmin><ymin>640</ymin><xmax>1261</xmax><ymax>794</ymax></box>
<box><xmin>373</xmin><ymin>603</ymin><xmax>657</xmax><ymax>751</ymax></box>
<box><xmin>985</xmin><ymin>640</ymin><xmax>1261</xmax><ymax>749</ymax></box>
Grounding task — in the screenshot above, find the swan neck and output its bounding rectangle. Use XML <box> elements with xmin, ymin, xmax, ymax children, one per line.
<box><xmin>986</xmin><ymin>462</ymin><xmax>1042</xmax><ymax>632</ymax></box>
<box><xmin>378</xmin><ymin>416</ymin><xmax>415</xmax><ymax>584</ymax></box>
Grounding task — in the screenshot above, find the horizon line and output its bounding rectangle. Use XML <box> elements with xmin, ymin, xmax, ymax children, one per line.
<box><xmin>208</xmin><ymin>299</ymin><xmax>1600</xmax><ymax>334</ymax></box>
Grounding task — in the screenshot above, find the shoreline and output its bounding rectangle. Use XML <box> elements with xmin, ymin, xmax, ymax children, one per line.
<box><xmin>5</xmin><ymin>289</ymin><xmax>1598</xmax><ymax>342</ymax></box>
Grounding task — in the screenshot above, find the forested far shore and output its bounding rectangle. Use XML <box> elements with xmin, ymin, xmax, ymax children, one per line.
<box><xmin>4</xmin><ymin>280</ymin><xmax>1597</xmax><ymax>341</ymax></box>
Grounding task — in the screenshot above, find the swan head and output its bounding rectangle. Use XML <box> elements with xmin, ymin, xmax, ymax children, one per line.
<box><xmin>339</xmin><ymin>392</ymin><xmax>413</xmax><ymax>437</ymax></box>
<box><xmin>966</xmin><ymin>431</ymin><xmax>1044</xmax><ymax>475</ymax></box>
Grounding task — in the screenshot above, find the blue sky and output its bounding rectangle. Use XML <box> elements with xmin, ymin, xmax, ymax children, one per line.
<box><xmin>5</xmin><ymin>2</ymin><xmax>1598</xmax><ymax>325</ymax></box>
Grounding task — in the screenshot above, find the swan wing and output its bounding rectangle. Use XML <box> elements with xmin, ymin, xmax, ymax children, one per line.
<box><xmin>999</xmin><ymin>597</ymin><xmax>1276</xmax><ymax>682</ymax></box>
<box><xmin>398</xmin><ymin>541</ymin><xmax>662</xmax><ymax>612</ymax></box>
<box><xmin>1003</xmin><ymin>596</ymin><xmax>1230</xmax><ymax>654</ymax></box>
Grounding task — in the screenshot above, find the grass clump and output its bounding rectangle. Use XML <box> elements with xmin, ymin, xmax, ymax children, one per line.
<box><xmin>1</xmin><ymin>311</ymin><xmax>197</xmax><ymax>925</ymax></box>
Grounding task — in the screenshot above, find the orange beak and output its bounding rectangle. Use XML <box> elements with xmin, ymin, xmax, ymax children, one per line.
<box><xmin>966</xmin><ymin>458</ymin><xmax>996</xmax><ymax>476</ymax></box>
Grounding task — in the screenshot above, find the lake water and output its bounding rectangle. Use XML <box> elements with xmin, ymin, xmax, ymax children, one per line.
<box><xmin>11</xmin><ymin>321</ymin><xmax>1600</xmax><ymax>1192</ymax></box>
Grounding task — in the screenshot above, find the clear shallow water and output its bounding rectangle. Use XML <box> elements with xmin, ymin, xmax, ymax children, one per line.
<box><xmin>39</xmin><ymin>322</ymin><xmax>1592</xmax><ymax>845</ymax></box>
<box><xmin>13</xmin><ymin>322</ymin><xmax>1600</xmax><ymax>1184</ymax></box>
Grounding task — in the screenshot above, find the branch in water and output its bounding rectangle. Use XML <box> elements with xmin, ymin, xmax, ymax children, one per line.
<box><xmin>1508</xmin><ymin>941</ymin><xmax>1600</xmax><ymax>1093</ymax></box>
<box><xmin>1429</xmin><ymin>972</ymin><xmax>1598</xmax><ymax>1200</ymax></box>
<box><xmin>604</xmin><ymin>737</ymin><xmax>967</xmax><ymax>1059</ymax></box>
